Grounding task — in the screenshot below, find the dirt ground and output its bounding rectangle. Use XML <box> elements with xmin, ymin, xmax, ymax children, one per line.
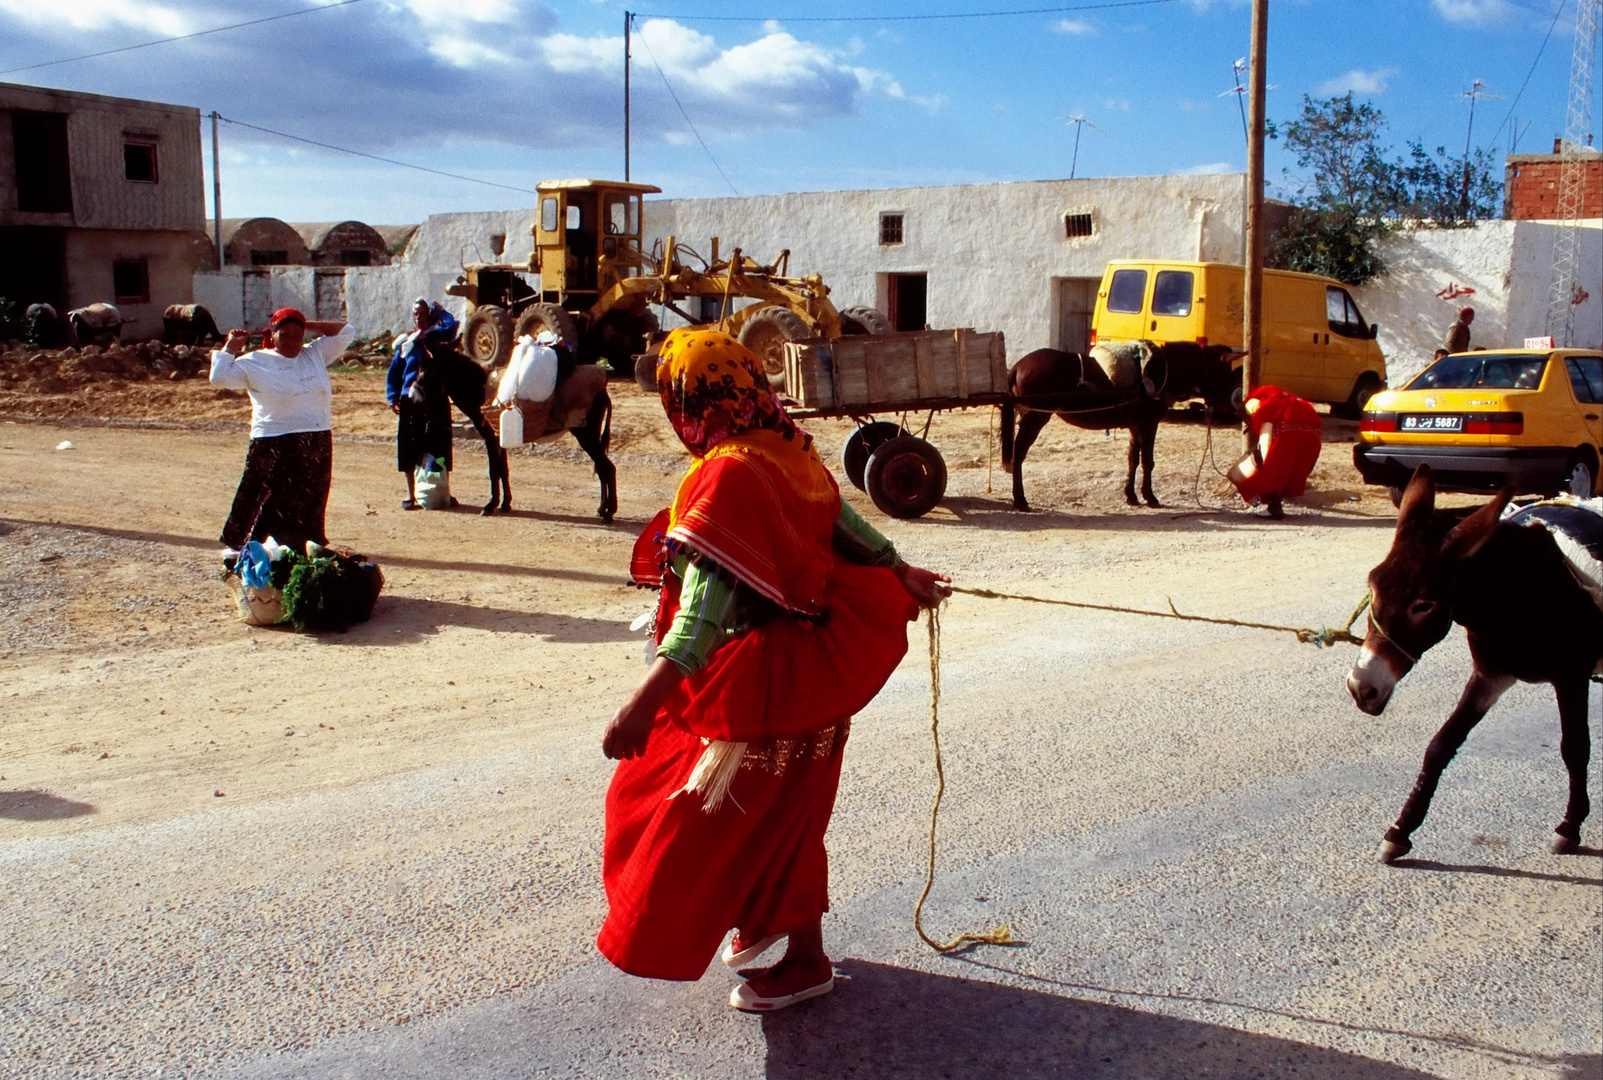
<box><xmin>12</xmin><ymin>371</ymin><xmax>1585</xmax><ymax>1080</ymax></box>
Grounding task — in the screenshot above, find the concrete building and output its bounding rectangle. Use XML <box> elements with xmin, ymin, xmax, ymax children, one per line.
<box><xmin>292</xmin><ymin>221</ymin><xmax>393</xmax><ymax>267</ymax></box>
<box><xmin>1</xmin><ymin>81</ymin><xmax>209</xmax><ymax>340</ymax></box>
<box><xmin>1504</xmin><ymin>144</ymin><xmax>1603</xmax><ymax>220</ymax></box>
<box><xmin>218</xmin><ymin>217</ymin><xmax>310</xmax><ymax>267</ymax></box>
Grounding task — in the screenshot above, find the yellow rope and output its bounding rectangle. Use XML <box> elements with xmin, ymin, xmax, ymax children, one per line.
<box><xmin>914</xmin><ymin>604</ymin><xmax>1016</xmax><ymax>954</ymax></box>
<box><xmin>951</xmin><ymin>586</ymin><xmax>1371</xmax><ymax>650</ymax></box>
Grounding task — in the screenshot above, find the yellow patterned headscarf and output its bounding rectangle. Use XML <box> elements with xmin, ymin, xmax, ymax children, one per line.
<box><xmin>656</xmin><ymin>328</ymin><xmax>834</xmax><ymax>506</ymax></box>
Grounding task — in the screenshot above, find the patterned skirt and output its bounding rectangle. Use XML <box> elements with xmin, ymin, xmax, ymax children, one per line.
<box><xmin>220</xmin><ymin>430</ymin><xmax>333</xmax><ymax>554</ymax></box>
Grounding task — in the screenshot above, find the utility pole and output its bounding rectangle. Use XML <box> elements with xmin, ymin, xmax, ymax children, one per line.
<box><xmin>624</xmin><ymin>11</ymin><xmax>632</xmax><ymax>182</ymax></box>
<box><xmin>1242</xmin><ymin>0</ymin><xmax>1268</xmax><ymax>399</ymax></box>
<box><xmin>210</xmin><ymin>111</ymin><xmax>222</xmax><ymax>271</ymax></box>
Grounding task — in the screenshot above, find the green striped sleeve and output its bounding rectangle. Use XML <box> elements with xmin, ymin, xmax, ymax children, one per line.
<box><xmin>835</xmin><ymin>499</ymin><xmax>899</xmax><ymax>568</ymax></box>
<box><xmin>656</xmin><ymin>554</ymin><xmax>740</xmax><ymax>675</ymax></box>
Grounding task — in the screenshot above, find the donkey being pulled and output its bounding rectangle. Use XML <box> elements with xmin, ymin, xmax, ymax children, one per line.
<box><xmin>1348</xmin><ymin>465</ymin><xmax>1603</xmax><ymax>861</ymax></box>
<box><xmin>999</xmin><ymin>340</ymin><xmax>1236</xmax><ymax>511</ymax></box>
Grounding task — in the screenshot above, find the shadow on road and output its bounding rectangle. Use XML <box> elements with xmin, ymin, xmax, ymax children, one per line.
<box><xmin>1391</xmin><ymin>858</ymin><xmax>1602</xmax><ymax>888</ymax></box>
<box><xmin>311</xmin><ymin>595</ymin><xmax>636</xmax><ymax>646</ymax></box>
<box><xmin>929</xmin><ymin>497</ymin><xmax>1395</xmax><ymax>534</ymax></box>
<box><xmin>0</xmin><ymin>790</ymin><xmax>96</xmax><ymax>821</ymax></box>
<box><xmin>762</xmin><ymin>960</ymin><xmax>1449</xmax><ymax>1079</ymax></box>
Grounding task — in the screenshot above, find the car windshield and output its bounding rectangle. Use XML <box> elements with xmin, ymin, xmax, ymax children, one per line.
<box><xmin>1406</xmin><ymin>352</ymin><xmax>1548</xmax><ymax>391</ymax></box>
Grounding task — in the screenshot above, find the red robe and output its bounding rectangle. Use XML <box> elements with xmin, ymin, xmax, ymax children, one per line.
<box><xmin>1231</xmin><ymin>385</ymin><xmax>1323</xmax><ymax>502</ymax></box>
<box><xmin>599</xmin><ymin>447</ymin><xmax>918</xmax><ymax>980</ymax></box>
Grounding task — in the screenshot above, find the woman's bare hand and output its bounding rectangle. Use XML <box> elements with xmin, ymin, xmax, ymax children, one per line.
<box><xmin>602</xmin><ymin>656</ymin><xmax>686</xmax><ymax>760</ymax></box>
<box><xmin>223</xmin><ymin>329</ymin><xmax>250</xmax><ymax>356</ymax></box>
<box><xmin>894</xmin><ymin>562</ymin><xmax>952</xmax><ymax>608</ymax></box>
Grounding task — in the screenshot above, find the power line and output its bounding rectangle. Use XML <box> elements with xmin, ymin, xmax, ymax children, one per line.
<box><xmin>1489</xmin><ymin>0</ymin><xmax>1569</xmax><ymax>145</ymax></box>
<box><xmin>633</xmin><ymin>18</ymin><xmax>741</xmax><ymax>197</ymax></box>
<box><xmin>637</xmin><ymin>0</ymin><xmax>1181</xmax><ymax>22</ymax></box>
<box><xmin>215</xmin><ymin>115</ymin><xmax>540</xmax><ymax>195</ymax></box>
<box><xmin>0</xmin><ymin>0</ymin><xmax>374</xmax><ymax>76</ymax></box>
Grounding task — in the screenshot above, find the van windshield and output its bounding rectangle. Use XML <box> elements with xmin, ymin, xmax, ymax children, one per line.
<box><xmin>1152</xmin><ymin>271</ymin><xmax>1194</xmax><ymax>316</ymax></box>
<box><xmin>1107</xmin><ymin>269</ymin><xmax>1147</xmax><ymax>314</ymax></box>
<box><xmin>1406</xmin><ymin>352</ymin><xmax>1548</xmax><ymax>391</ymax></box>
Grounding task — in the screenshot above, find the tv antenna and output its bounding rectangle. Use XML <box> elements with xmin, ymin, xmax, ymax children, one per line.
<box><xmin>1060</xmin><ymin>113</ymin><xmax>1104</xmax><ymax>179</ymax></box>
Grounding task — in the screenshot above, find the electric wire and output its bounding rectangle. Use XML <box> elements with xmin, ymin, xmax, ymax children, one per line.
<box><xmin>633</xmin><ymin>17</ymin><xmax>741</xmax><ymax>197</ymax></box>
<box><xmin>0</xmin><ymin>0</ymin><xmax>374</xmax><ymax>76</ymax></box>
<box><xmin>1488</xmin><ymin>0</ymin><xmax>1570</xmax><ymax>145</ymax></box>
<box><xmin>215</xmin><ymin>115</ymin><xmax>539</xmax><ymax>195</ymax></box>
<box><xmin>638</xmin><ymin>0</ymin><xmax>1181</xmax><ymax>22</ymax></box>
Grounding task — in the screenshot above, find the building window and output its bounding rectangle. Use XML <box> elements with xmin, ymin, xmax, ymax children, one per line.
<box><xmin>339</xmin><ymin>250</ymin><xmax>372</xmax><ymax>266</ymax></box>
<box><xmin>112</xmin><ymin>259</ymin><xmax>149</xmax><ymax>304</ymax></box>
<box><xmin>1063</xmin><ymin>211</ymin><xmax>1094</xmax><ymax>238</ymax></box>
<box><xmin>879</xmin><ymin>213</ymin><xmax>904</xmax><ymax>245</ymax></box>
<box><xmin>13</xmin><ymin>110</ymin><xmax>72</xmax><ymax>213</ymax></box>
<box><xmin>124</xmin><ymin>142</ymin><xmax>158</xmax><ymax>183</ymax></box>
<box><xmin>251</xmin><ymin>250</ymin><xmax>288</xmax><ymax>266</ymax></box>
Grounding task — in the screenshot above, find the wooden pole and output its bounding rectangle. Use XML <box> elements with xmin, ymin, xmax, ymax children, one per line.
<box><xmin>624</xmin><ymin>11</ymin><xmax>632</xmax><ymax>182</ymax></box>
<box><xmin>1242</xmin><ymin>0</ymin><xmax>1268</xmax><ymax>400</ymax></box>
<box><xmin>210</xmin><ymin>111</ymin><xmax>223</xmax><ymax>271</ymax></box>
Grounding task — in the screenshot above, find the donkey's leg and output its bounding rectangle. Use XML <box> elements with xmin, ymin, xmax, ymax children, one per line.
<box><xmin>1139</xmin><ymin>414</ymin><xmax>1161</xmax><ymax>507</ymax></box>
<box><xmin>1552</xmin><ymin>676</ymin><xmax>1593</xmax><ymax>853</ymax></box>
<box><xmin>1382</xmin><ymin>669</ymin><xmax>1514</xmax><ymax>862</ymax></box>
<box><xmin>461</xmin><ymin>407</ymin><xmax>505</xmax><ymax>516</ymax></box>
<box><xmin>572</xmin><ymin>398</ymin><xmax>617</xmax><ymax>522</ymax></box>
<box><xmin>1123</xmin><ymin>425</ymin><xmax>1142</xmax><ymax>506</ymax></box>
<box><xmin>1011</xmin><ymin>410</ymin><xmax>1051</xmax><ymax>511</ymax></box>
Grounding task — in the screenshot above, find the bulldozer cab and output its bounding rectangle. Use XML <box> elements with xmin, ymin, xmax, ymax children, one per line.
<box><xmin>535</xmin><ymin>180</ymin><xmax>659</xmax><ymax>303</ymax></box>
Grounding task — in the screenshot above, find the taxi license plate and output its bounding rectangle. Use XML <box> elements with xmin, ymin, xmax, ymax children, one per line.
<box><xmin>1400</xmin><ymin>414</ymin><xmax>1464</xmax><ymax>432</ymax></box>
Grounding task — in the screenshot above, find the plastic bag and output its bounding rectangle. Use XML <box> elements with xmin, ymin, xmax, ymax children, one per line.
<box><xmin>414</xmin><ymin>454</ymin><xmax>451</xmax><ymax>510</ymax></box>
<box><xmin>498</xmin><ymin>335</ymin><xmax>559</xmax><ymax>406</ymax></box>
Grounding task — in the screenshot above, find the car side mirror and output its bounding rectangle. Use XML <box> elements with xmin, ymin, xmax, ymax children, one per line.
<box><xmin>1370</xmin><ymin>323</ymin><xmax>1379</xmax><ymax>339</ymax></box>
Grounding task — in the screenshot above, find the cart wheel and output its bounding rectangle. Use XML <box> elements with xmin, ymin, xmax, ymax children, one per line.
<box><xmin>865</xmin><ymin>436</ymin><xmax>947</xmax><ymax>519</ymax></box>
<box><xmin>634</xmin><ymin>352</ymin><xmax>659</xmax><ymax>393</ymax></box>
<box><xmin>842</xmin><ymin>421</ymin><xmax>907</xmax><ymax>491</ymax></box>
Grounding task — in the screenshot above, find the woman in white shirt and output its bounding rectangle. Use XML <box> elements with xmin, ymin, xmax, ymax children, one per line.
<box><xmin>210</xmin><ymin>307</ymin><xmax>355</xmax><ymax>554</ymax></box>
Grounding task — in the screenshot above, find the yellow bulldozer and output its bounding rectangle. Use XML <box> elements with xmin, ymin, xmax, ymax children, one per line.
<box><xmin>445</xmin><ymin>179</ymin><xmax>890</xmax><ymax>376</ymax></box>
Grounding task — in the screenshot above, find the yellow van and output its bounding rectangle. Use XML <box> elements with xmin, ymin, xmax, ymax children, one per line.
<box><xmin>1091</xmin><ymin>260</ymin><xmax>1388</xmax><ymax>413</ymax></box>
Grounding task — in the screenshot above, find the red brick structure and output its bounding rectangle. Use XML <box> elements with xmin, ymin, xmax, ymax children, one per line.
<box><xmin>1505</xmin><ymin>144</ymin><xmax>1603</xmax><ymax>219</ymax></box>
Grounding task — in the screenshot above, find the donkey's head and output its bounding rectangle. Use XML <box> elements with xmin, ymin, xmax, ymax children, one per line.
<box><xmin>1346</xmin><ymin>466</ymin><xmax>1512</xmax><ymax>715</ymax></box>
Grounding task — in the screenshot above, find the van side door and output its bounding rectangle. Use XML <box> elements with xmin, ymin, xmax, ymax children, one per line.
<box><xmin>1260</xmin><ymin>274</ymin><xmax>1323</xmax><ymax>401</ymax></box>
<box><xmin>1324</xmin><ymin>286</ymin><xmax>1374</xmax><ymax>403</ymax></box>
<box><xmin>1095</xmin><ymin>265</ymin><xmax>1150</xmax><ymax>346</ymax></box>
<box><xmin>1148</xmin><ymin>268</ymin><xmax>1197</xmax><ymax>346</ymax></box>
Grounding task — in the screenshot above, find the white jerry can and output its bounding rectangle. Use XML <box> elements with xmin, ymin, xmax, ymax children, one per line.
<box><xmin>499</xmin><ymin>405</ymin><xmax>524</xmax><ymax>449</ymax></box>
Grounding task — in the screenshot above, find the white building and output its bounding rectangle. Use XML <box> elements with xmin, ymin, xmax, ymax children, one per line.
<box><xmin>193</xmin><ymin>173</ymin><xmax>1599</xmax><ymax>387</ymax></box>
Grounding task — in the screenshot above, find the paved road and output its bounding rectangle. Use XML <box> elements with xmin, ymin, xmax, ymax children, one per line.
<box><xmin>2</xmin><ymin>477</ymin><xmax>1599</xmax><ymax>1079</ymax></box>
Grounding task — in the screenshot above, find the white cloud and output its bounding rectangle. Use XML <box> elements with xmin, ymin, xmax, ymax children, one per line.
<box><xmin>1180</xmin><ymin>162</ymin><xmax>1234</xmax><ymax>174</ymax></box>
<box><xmin>1316</xmin><ymin>67</ymin><xmax>1398</xmax><ymax>96</ymax></box>
<box><xmin>1431</xmin><ymin>0</ymin><xmax>1511</xmax><ymax>24</ymax></box>
<box><xmin>1102</xmin><ymin>98</ymin><xmax>1132</xmax><ymax>112</ymax></box>
<box><xmin>1051</xmin><ymin>18</ymin><xmax>1095</xmax><ymax>34</ymax></box>
<box><xmin>0</xmin><ymin>0</ymin><xmax>189</xmax><ymax>33</ymax></box>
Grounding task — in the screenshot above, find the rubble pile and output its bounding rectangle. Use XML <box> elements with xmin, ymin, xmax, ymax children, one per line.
<box><xmin>0</xmin><ymin>340</ymin><xmax>216</xmax><ymax>394</ymax></box>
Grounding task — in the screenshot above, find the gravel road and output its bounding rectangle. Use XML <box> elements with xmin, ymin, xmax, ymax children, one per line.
<box><xmin>0</xmin><ymin>399</ymin><xmax>1597</xmax><ymax>1080</ymax></box>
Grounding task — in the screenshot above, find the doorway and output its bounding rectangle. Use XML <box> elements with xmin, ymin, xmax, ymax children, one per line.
<box><xmin>887</xmin><ymin>273</ymin><xmax>927</xmax><ymax>332</ymax></box>
<box><xmin>314</xmin><ymin>271</ymin><xmax>347</xmax><ymax>323</ymax></box>
<box><xmin>1053</xmin><ymin>277</ymin><xmax>1098</xmax><ymax>353</ymax></box>
<box><xmin>243</xmin><ymin>271</ymin><xmax>273</xmax><ymax>329</ymax></box>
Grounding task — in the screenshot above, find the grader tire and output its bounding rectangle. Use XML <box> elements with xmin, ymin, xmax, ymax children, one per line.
<box><xmin>840</xmin><ymin>306</ymin><xmax>892</xmax><ymax>336</ymax></box>
<box><xmin>738</xmin><ymin>306</ymin><xmax>811</xmax><ymax>381</ymax></box>
<box><xmin>514</xmin><ymin>302</ymin><xmax>578</xmax><ymax>349</ymax></box>
<box><xmin>463</xmin><ymin>305</ymin><xmax>514</xmax><ymax>367</ymax></box>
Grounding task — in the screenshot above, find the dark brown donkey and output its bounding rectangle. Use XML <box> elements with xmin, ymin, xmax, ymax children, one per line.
<box><xmin>1347</xmin><ymin>465</ymin><xmax>1603</xmax><ymax>861</ymax></box>
<box><xmin>999</xmin><ymin>341</ymin><xmax>1236</xmax><ymax>511</ymax></box>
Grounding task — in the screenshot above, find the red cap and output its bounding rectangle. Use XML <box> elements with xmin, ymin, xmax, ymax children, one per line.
<box><xmin>269</xmin><ymin>307</ymin><xmax>306</xmax><ymax>329</ymax></box>
<box><xmin>1458</xmin><ymin>307</ymin><xmax>1475</xmax><ymax>321</ymax></box>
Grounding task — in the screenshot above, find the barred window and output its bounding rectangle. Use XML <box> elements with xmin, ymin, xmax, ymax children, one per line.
<box><xmin>879</xmin><ymin>213</ymin><xmax>904</xmax><ymax>245</ymax></box>
<box><xmin>1064</xmin><ymin>212</ymin><xmax>1094</xmax><ymax>238</ymax></box>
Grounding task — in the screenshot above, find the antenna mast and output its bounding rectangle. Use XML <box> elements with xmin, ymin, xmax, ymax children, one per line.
<box><xmin>1547</xmin><ymin>0</ymin><xmax>1600</xmax><ymax>345</ymax></box>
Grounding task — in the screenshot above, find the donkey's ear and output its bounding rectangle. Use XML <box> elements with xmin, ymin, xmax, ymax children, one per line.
<box><xmin>1441</xmin><ymin>485</ymin><xmax>1513</xmax><ymax>562</ymax></box>
<box><xmin>1395</xmin><ymin>465</ymin><xmax>1436</xmax><ymax>533</ymax></box>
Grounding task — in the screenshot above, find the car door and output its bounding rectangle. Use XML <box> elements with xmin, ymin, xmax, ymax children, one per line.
<box><xmin>1564</xmin><ymin>353</ymin><xmax>1603</xmax><ymax>454</ymax></box>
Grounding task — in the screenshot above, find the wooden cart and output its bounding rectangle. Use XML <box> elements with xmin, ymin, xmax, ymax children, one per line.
<box><xmin>781</xmin><ymin>328</ymin><xmax>1007</xmax><ymax>518</ymax></box>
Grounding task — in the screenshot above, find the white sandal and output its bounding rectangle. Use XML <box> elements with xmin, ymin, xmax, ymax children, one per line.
<box><xmin>721</xmin><ymin>932</ymin><xmax>785</xmax><ymax>969</ymax></box>
<box><xmin>729</xmin><ymin>974</ymin><xmax>834</xmax><ymax>1013</ymax></box>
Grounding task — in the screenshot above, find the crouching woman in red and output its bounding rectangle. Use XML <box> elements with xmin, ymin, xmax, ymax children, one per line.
<box><xmin>1228</xmin><ymin>384</ymin><xmax>1323</xmax><ymax>518</ymax></box>
<box><xmin>599</xmin><ymin>329</ymin><xmax>949</xmax><ymax>1012</ymax></box>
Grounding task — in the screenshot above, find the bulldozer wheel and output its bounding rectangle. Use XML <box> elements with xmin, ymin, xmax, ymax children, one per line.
<box><xmin>464</xmin><ymin>305</ymin><xmax>514</xmax><ymax>367</ymax></box>
<box><xmin>840</xmin><ymin>306</ymin><xmax>892</xmax><ymax>335</ymax></box>
<box><xmin>514</xmin><ymin>302</ymin><xmax>578</xmax><ymax>349</ymax></box>
<box><xmin>737</xmin><ymin>306</ymin><xmax>811</xmax><ymax>380</ymax></box>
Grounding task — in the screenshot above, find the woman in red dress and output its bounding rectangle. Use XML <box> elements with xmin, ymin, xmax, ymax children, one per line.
<box><xmin>599</xmin><ymin>328</ymin><xmax>949</xmax><ymax>1011</ymax></box>
<box><xmin>1228</xmin><ymin>384</ymin><xmax>1323</xmax><ymax>518</ymax></box>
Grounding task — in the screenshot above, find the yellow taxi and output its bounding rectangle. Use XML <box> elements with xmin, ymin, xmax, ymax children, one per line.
<box><xmin>1355</xmin><ymin>348</ymin><xmax>1603</xmax><ymax>502</ymax></box>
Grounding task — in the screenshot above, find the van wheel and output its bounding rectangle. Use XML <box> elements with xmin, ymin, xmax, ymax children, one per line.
<box><xmin>1562</xmin><ymin>449</ymin><xmax>1598</xmax><ymax>498</ymax></box>
<box><xmin>1336</xmin><ymin>373</ymin><xmax>1383</xmax><ymax>420</ymax></box>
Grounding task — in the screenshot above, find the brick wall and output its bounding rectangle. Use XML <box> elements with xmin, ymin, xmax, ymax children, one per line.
<box><xmin>1505</xmin><ymin>157</ymin><xmax>1603</xmax><ymax>219</ymax></box>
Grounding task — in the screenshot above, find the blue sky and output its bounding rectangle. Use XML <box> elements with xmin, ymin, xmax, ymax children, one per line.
<box><xmin>1</xmin><ymin>0</ymin><xmax>1593</xmax><ymax>223</ymax></box>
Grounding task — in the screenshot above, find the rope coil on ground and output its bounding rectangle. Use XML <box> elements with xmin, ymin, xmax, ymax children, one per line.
<box><xmin>914</xmin><ymin>604</ymin><xmax>1017</xmax><ymax>954</ymax></box>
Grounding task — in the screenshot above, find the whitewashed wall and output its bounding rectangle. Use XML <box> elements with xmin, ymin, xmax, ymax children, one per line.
<box><xmin>645</xmin><ymin>175</ymin><xmax>1248</xmax><ymax>355</ymax></box>
<box><xmin>1357</xmin><ymin>219</ymin><xmax>1603</xmax><ymax>386</ymax></box>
